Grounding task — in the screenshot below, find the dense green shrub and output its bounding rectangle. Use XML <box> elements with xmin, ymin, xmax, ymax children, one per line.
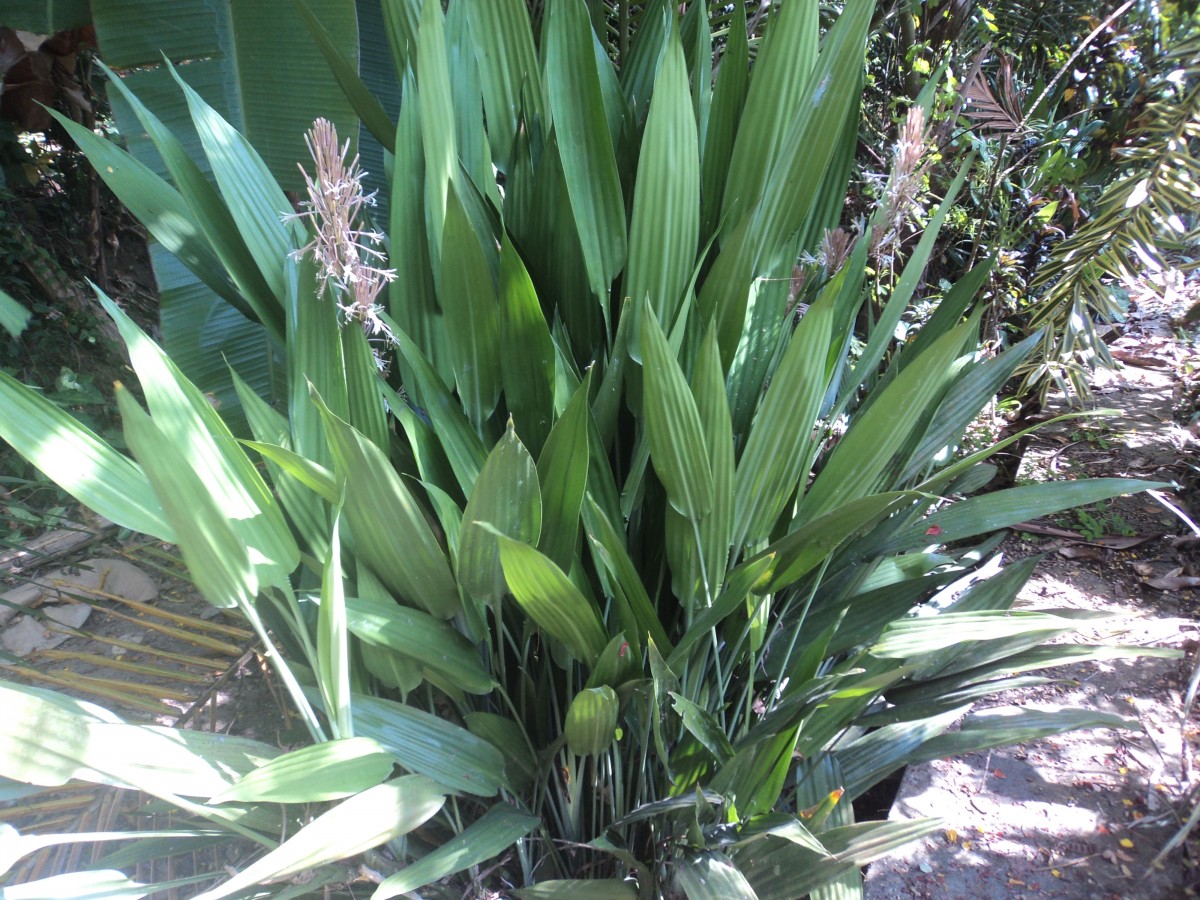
<box><xmin>0</xmin><ymin>1</ymin><xmax>1171</xmax><ymax>896</ymax></box>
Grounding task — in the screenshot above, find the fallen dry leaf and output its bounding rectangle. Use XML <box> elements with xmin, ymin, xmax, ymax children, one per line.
<box><xmin>1145</xmin><ymin>572</ymin><xmax>1200</xmax><ymax>591</ymax></box>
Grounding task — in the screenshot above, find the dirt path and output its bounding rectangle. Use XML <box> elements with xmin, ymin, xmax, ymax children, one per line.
<box><xmin>866</xmin><ymin>306</ymin><xmax>1200</xmax><ymax>898</ymax></box>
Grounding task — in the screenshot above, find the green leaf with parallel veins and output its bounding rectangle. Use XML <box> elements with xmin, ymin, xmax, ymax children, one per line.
<box><xmin>691</xmin><ymin>325</ymin><xmax>735</xmax><ymax>594</ymax></box>
<box><xmin>758</xmin><ymin>492</ymin><xmax>916</xmax><ymax>593</ymax></box>
<box><xmin>0</xmin><ymin>287</ymin><xmax>30</xmax><ymax>339</ymax></box>
<box><xmin>582</xmin><ymin>497</ymin><xmax>673</xmax><ymax>654</ymax></box>
<box><xmin>344</xmin><ymin>596</ymin><xmax>495</xmax><ymax>694</ymax></box>
<box><xmin>47</xmin><ymin>109</ymin><xmax>255</xmax><ymax>327</ymax></box>
<box><xmin>349</xmin><ymin>692</ymin><xmax>505</xmax><ymax>796</ymax></box>
<box><xmin>670</xmin><ymin>694</ymin><xmax>734</xmax><ymax>764</ymax></box>
<box><xmin>116</xmin><ymin>388</ymin><xmax>255</xmax><ymax>611</ymax></box>
<box><xmin>458</xmin><ymin>423</ymin><xmax>542</xmax><ymax>606</ymax></box>
<box><xmin>318</xmin><ymin>497</ymin><xmax>352</xmax><ymax>738</ymax></box>
<box><xmin>439</xmin><ymin>185</ymin><xmax>503</xmax><ymax>429</ymax></box>
<box><xmin>210</xmin><ymin>737</ymin><xmax>394</xmax><ymax>804</ymax></box>
<box><xmin>641</xmin><ymin>304</ymin><xmax>713</xmax><ymax>519</ymax></box>
<box><xmin>464</xmin><ymin>0</ymin><xmax>544</xmax><ymax>172</ymax></box>
<box><xmin>870</xmin><ymin>611</ymin><xmax>1082</xmax><ymax>659</ymax></box>
<box><xmin>544</xmin><ymin>0</ymin><xmax>627</xmax><ymax>296</ymax></box>
<box><xmin>417</xmin><ymin>0</ymin><xmax>456</xmax><ymax>267</ymax></box>
<box><xmin>908</xmin><ymin>707</ymin><xmax>1140</xmax><ymax>765</ymax></box>
<box><xmin>800</xmin><ymin>320</ymin><xmax>974</xmax><ymax>523</ymax></box>
<box><xmin>194</xmin><ymin>777</ymin><xmax>445</xmax><ymax>900</ymax></box>
<box><xmin>0</xmin><ymin>371</ymin><xmax>172</xmax><ymax>541</ymax></box>
<box><xmin>240</xmin><ymin>441</ymin><xmax>339</xmax><ymax>503</ymax></box>
<box><xmin>892</xmin><ymin>478</ymin><xmax>1167</xmax><ymax>552</ymax></box>
<box><xmin>668</xmin><ymin>553</ymin><xmax>774</xmax><ymax>671</ymax></box>
<box><xmin>465</xmin><ymin>712</ymin><xmax>536</xmax><ymax>793</ymax></box>
<box><xmin>514</xmin><ymin>881</ymin><xmax>638</xmax><ymax>899</ymax></box>
<box><xmin>315</xmin><ymin>392</ymin><xmax>459</xmax><ymax>619</ymax></box>
<box><xmin>675</xmin><ymin>852</ymin><xmax>760</xmax><ymax>900</ymax></box>
<box><xmin>102</xmin><ymin>257</ymin><xmax>298</xmax><ymax>589</ymax></box>
<box><xmin>733</xmin><ymin>284</ymin><xmax>834</xmax><ymax>547</ymax></box>
<box><xmin>167</xmin><ymin>61</ymin><xmax>297</xmax><ymax>301</ymax></box>
<box><xmin>373</xmin><ymin>803</ymin><xmax>540</xmax><ymax>898</ymax></box>
<box><xmin>494</xmin><ymin>533</ymin><xmax>608</xmax><ymax>666</ymax></box>
<box><xmin>565</xmin><ymin>686</ymin><xmax>620</xmax><ymax>756</ymax></box>
<box><xmin>499</xmin><ymin>235</ymin><xmax>556</xmax><ymax>457</ymax></box>
<box><xmin>537</xmin><ymin>375</ymin><xmax>591</xmax><ymax>572</ymax></box>
<box><xmin>97</xmin><ymin>59</ymin><xmax>281</xmax><ymax>334</ymax></box>
<box><xmin>700</xmin><ymin>1</ymin><xmax>748</xmax><ymax>242</ymax></box>
<box><xmin>625</xmin><ymin>25</ymin><xmax>700</xmax><ymax>359</ymax></box>
<box><xmin>720</xmin><ymin>0</ymin><xmax>818</xmax><ymax>232</ymax></box>
<box><xmin>737</xmin><ymin>818</ymin><xmax>942</xmax><ymax>899</ymax></box>
<box><xmin>391</xmin><ymin>320</ymin><xmax>489</xmax><ymax>496</ymax></box>
<box><xmin>292</xmin><ymin>0</ymin><xmax>396</xmax><ymax>151</ymax></box>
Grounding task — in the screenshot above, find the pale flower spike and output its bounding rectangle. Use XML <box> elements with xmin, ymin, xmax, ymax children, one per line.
<box><xmin>867</xmin><ymin>106</ymin><xmax>932</xmax><ymax>263</ymax></box>
<box><xmin>287</xmin><ymin>118</ymin><xmax>396</xmax><ymax>346</ymax></box>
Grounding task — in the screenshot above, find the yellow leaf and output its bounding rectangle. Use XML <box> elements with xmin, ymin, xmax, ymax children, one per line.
<box><xmin>1119</xmin><ymin>837</ymin><xmax>1135</xmax><ymax>848</ymax></box>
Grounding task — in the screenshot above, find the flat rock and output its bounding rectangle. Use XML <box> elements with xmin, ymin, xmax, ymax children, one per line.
<box><xmin>0</xmin><ymin>557</ymin><xmax>157</xmax><ymax>626</ymax></box>
<box><xmin>2</xmin><ymin>602</ymin><xmax>93</xmax><ymax>656</ymax></box>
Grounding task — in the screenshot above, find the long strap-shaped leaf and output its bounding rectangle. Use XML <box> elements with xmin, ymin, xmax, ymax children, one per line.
<box><xmin>99</xmin><ymin>290</ymin><xmax>299</xmax><ymax>586</ymax></box>
<box><xmin>641</xmin><ymin>304</ymin><xmax>713</xmax><ymax>520</ymax></box>
<box><xmin>544</xmin><ymin>0</ymin><xmax>628</xmax><ymax>298</ymax></box>
<box><xmin>96</xmin><ymin>61</ymin><xmax>282</xmax><ymax>337</ymax></box>
<box><xmin>193</xmin><ymin>777</ymin><xmax>445</xmax><ymax>900</ymax></box>
<box><xmin>458</xmin><ymin>424</ymin><xmax>543</xmax><ymax>608</ymax></box>
<box><xmin>464</xmin><ymin>0</ymin><xmax>545</xmax><ymax>173</ymax></box>
<box><xmin>494</xmin><ymin>533</ymin><xmax>608</xmax><ymax>666</ymax></box>
<box><xmin>624</xmin><ymin>24</ymin><xmax>700</xmax><ymax>361</ymax></box>
<box><xmin>314</xmin><ymin>391</ymin><xmax>460</xmax><ymax>619</ymax></box>
<box><xmin>0</xmin><ymin>371</ymin><xmax>172</xmax><ymax>541</ymax></box>
<box><xmin>373</xmin><ymin>803</ymin><xmax>540</xmax><ymax>898</ymax></box>
<box><xmin>720</xmin><ymin>0</ymin><xmax>818</xmax><ymax>232</ymax></box>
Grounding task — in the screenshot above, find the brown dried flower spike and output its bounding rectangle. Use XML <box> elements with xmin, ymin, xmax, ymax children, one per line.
<box><xmin>289</xmin><ymin>118</ymin><xmax>395</xmax><ymax>338</ymax></box>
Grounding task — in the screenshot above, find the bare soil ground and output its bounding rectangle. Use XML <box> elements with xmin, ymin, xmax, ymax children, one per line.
<box><xmin>866</xmin><ymin>292</ymin><xmax>1200</xmax><ymax>898</ymax></box>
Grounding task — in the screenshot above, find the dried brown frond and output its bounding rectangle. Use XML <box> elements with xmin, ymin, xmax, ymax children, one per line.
<box><xmin>961</xmin><ymin>50</ymin><xmax>1024</xmax><ymax>134</ymax></box>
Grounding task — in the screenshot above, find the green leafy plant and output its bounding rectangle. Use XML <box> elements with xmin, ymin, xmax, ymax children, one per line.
<box><xmin>1070</xmin><ymin>502</ymin><xmax>1139</xmax><ymax>541</ymax></box>
<box><xmin>0</xmin><ymin>1</ymin><xmax>1176</xmax><ymax>896</ymax></box>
